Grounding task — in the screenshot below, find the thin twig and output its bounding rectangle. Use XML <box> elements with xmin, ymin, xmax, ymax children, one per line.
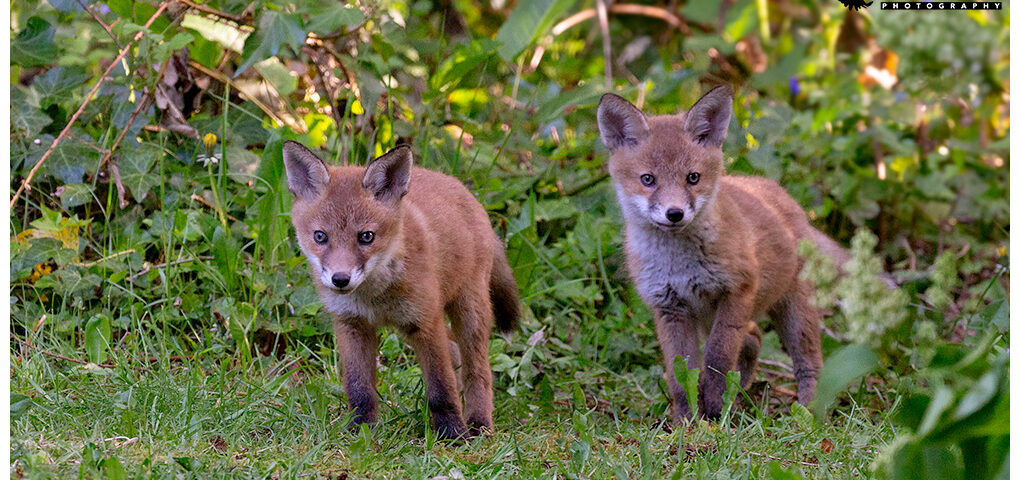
<box><xmin>757</xmin><ymin>367</ymin><xmax>795</xmax><ymax>380</ymax></box>
<box><xmin>68</xmin><ymin>249</ymin><xmax>137</xmax><ymax>268</ymax></box>
<box><xmin>99</xmin><ymin>92</ymin><xmax>153</xmax><ymax>170</ymax></box>
<box><xmin>552</xmin><ymin>4</ymin><xmax>687</xmax><ymax>36</ymax></box>
<box><xmin>176</xmin><ymin>0</ymin><xmax>247</xmax><ymax>23</ymax></box>
<box><xmin>595</xmin><ymin>0</ymin><xmax>612</xmax><ymax>90</ymax></box>
<box><xmin>190</xmin><ymin>194</ymin><xmax>240</xmax><ymax>222</ymax></box>
<box><xmin>10</xmin><ymin>333</ymin><xmax>114</xmax><ymax>368</ymax></box>
<box><xmin>188</xmin><ymin>60</ymin><xmax>306</xmax><ymax>132</ymax></box>
<box><xmin>308</xmin><ymin>38</ymin><xmax>361</xmax><ymax>103</ymax></box>
<box><xmin>10</xmin><ymin>1</ymin><xmax>170</xmax><ymax>210</ymax></box>
<box><xmin>127</xmin><ymin>256</ymin><xmax>214</xmax><ymax>281</ymax></box>
<box><xmin>746</xmin><ymin>450</ymin><xmax>820</xmax><ymax>467</ymax></box>
<box><xmin>79</xmin><ymin>0</ymin><xmax>124</xmax><ymax>50</ymax></box>
<box><xmin>758</xmin><ymin>359</ymin><xmax>793</xmax><ymax>372</ymax></box>
<box><xmin>302</xmin><ymin>46</ymin><xmax>343</xmax><ymax>128</ymax></box>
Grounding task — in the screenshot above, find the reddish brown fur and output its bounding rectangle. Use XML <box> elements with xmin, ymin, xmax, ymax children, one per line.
<box><xmin>598</xmin><ymin>88</ymin><xmax>831</xmax><ymax>423</ymax></box>
<box><xmin>284</xmin><ymin>142</ymin><xmax>519</xmax><ymax>439</ymax></box>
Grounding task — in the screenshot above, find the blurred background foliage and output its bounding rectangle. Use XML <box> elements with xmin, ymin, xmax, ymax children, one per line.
<box><xmin>9</xmin><ymin>0</ymin><xmax>1009</xmax><ymax>478</ymax></box>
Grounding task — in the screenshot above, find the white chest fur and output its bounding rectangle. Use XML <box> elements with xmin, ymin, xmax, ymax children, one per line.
<box><xmin>320</xmin><ymin>289</ymin><xmax>421</xmax><ymax>328</ymax></box>
<box><xmin>626</xmin><ymin>222</ymin><xmax>732</xmax><ymax>323</ymax></box>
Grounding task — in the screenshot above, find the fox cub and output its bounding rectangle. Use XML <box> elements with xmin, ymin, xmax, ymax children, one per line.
<box><xmin>597</xmin><ymin>86</ymin><xmax>848</xmax><ymax>423</ymax></box>
<box><xmin>283</xmin><ymin>141</ymin><xmax>520</xmax><ymax>439</ymax></box>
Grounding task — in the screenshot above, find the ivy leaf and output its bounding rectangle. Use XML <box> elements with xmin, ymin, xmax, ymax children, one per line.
<box><xmin>23</xmin><ymin>133</ymin><xmax>102</xmax><ymax>184</ymax></box>
<box><xmin>58</xmin><ymin>183</ymin><xmax>95</xmax><ymax>209</ymax></box>
<box><xmin>305</xmin><ymin>4</ymin><xmax>363</xmax><ymax>35</ymax></box>
<box><xmin>34</xmin><ymin>66</ymin><xmax>91</xmax><ymax>107</ymax></box>
<box><xmin>11</xmin><ymin>86</ymin><xmax>52</xmax><ymax>140</ymax></box>
<box><xmin>235</xmin><ymin>11</ymin><xmax>305</xmax><ymax>76</ymax></box>
<box><xmin>12</xmin><ymin>17</ymin><xmax>59</xmax><ymax>68</ymax></box>
<box><xmin>117</xmin><ymin>143</ymin><xmax>162</xmax><ymax>202</ymax></box>
<box><xmin>47</xmin><ymin>0</ymin><xmax>91</xmax><ymax>12</ymax></box>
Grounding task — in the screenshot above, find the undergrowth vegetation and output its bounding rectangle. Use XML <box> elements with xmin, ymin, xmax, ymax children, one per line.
<box><xmin>9</xmin><ymin>0</ymin><xmax>1008</xmax><ymax>478</ymax></box>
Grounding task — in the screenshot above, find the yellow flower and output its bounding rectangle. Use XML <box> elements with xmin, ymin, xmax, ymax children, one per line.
<box><xmin>203</xmin><ymin>133</ymin><xmax>218</xmax><ymax>150</ymax></box>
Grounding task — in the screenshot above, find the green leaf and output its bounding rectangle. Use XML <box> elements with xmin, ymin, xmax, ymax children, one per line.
<box><xmin>11</xmin><ymin>393</ymin><xmax>33</xmax><ymax>420</ymax></box>
<box><xmin>34</xmin><ymin>66</ymin><xmax>91</xmax><ymax>107</ymax></box>
<box><xmin>174</xmin><ymin>457</ymin><xmax>202</xmax><ymax>471</ymax></box>
<box><xmin>980</xmin><ymin>299</ymin><xmax>1009</xmax><ymax>333</ymax></box>
<box><xmin>723</xmin><ymin>0</ymin><xmax>757</xmax><ymax>41</ymax></box>
<box><xmin>682</xmin><ymin>0</ymin><xmax>723</xmax><ymax>24</ymax></box>
<box><xmin>952</xmin><ymin>368</ymin><xmax>999</xmax><ymax>421</ymax></box>
<box><xmin>253</xmin><ymin>58</ymin><xmax>298</xmax><ymax>96</ymax></box>
<box><xmin>672</xmin><ymin>355</ymin><xmax>699</xmax><ymax>416</ymax></box>
<box><xmin>767</xmin><ymin>461</ymin><xmax>804</xmax><ymax>480</ymax></box>
<box><xmin>721</xmin><ymin>370</ymin><xmax>741</xmax><ymax>421</ymax></box>
<box><xmin>535</xmin><ymin>82</ymin><xmax>604</xmax><ymax>123</ymax></box>
<box><xmin>24</xmin><ymin>134</ymin><xmax>102</xmax><ymax>184</ymax></box>
<box><xmin>790</xmin><ymin>402</ymin><xmax>814</xmax><ymax>431</ymax></box>
<box><xmin>429</xmin><ymin>39</ymin><xmax>497</xmax><ymax>96</ymax></box>
<box><xmin>12</xmin><ymin>17</ymin><xmax>59</xmax><ymax>68</ymax></box>
<box><xmin>84</xmin><ymin>314</ymin><xmax>112</xmax><ymax>364</ymax></box>
<box><xmin>48</xmin><ymin>0</ymin><xmax>90</xmax><ymax>12</ymax></box>
<box><xmin>101</xmin><ymin>457</ymin><xmax>128</xmax><ymax>480</ymax></box>
<box><xmin>117</xmin><ymin>143</ymin><xmax>162</xmax><ymax>202</ymax></box>
<box><xmin>11</xmin><ymin>86</ymin><xmax>52</xmax><ymax>140</ymax></box>
<box><xmin>495</xmin><ymin>0</ymin><xmax>575</xmax><ymax>62</ymax></box>
<box><xmin>236</xmin><ymin>11</ymin><xmax>306</xmax><ymax>76</ymax></box>
<box><xmin>305</xmin><ymin>4</ymin><xmax>364</xmax><ymax>34</ymax></box>
<box><xmin>182</xmin><ymin>14</ymin><xmax>248</xmax><ymax>54</ymax></box>
<box><xmin>810</xmin><ymin>344</ymin><xmax>878</xmax><ymax>420</ymax></box>
<box><xmin>59</xmin><ymin>183</ymin><xmax>95</xmax><ymax>208</ymax></box>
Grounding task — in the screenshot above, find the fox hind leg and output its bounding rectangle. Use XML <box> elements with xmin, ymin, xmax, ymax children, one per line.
<box><xmin>446</xmin><ymin>284</ymin><xmax>496</xmax><ymax>435</ymax></box>
<box><xmin>769</xmin><ymin>283</ymin><xmax>823</xmax><ymax>405</ymax></box>
<box><xmin>402</xmin><ymin>314</ymin><xmax>468</xmax><ymax>440</ymax></box>
<box><xmin>737</xmin><ymin>323</ymin><xmax>762</xmax><ymax>390</ymax></box>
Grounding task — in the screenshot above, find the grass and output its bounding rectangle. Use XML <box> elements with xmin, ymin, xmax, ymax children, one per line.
<box><xmin>11</xmin><ymin>322</ymin><xmax>896</xmax><ymax>478</ymax></box>
<box><xmin>10</xmin><ymin>2</ymin><xmax>1007</xmax><ymax>478</ymax></box>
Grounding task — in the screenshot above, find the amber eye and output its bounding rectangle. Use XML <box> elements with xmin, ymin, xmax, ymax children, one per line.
<box><xmin>687</xmin><ymin>172</ymin><xmax>700</xmax><ymax>185</ymax></box>
<box><xmin>313</xmin><ymin>231</ymin><xmax>328</xmax><ymax>244</ymax></box>
<box><xmin>640</xmin><ymin>174</ymin><xmax>656</xmax><ymax>187</ymax></box>
<box><xmin>358</xmin><ymin>231</ymin><xmax>375</xmax><ymax>245</ymax></box>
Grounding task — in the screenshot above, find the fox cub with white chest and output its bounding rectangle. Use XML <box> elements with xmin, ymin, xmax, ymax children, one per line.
<box><xmin>597</xmin><ymin>86</ymin><xmax>849</xmax><ymax>423</ymax></box>
<box><xmin>283</xmin><ymin>141</ymin><xmax>520</xmax><ymax>440</ymax></box>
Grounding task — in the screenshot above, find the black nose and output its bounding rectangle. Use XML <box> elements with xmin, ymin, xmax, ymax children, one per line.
<box><xmin>665</xmin><ymin>208</ymin><xmax>684</xmax><ymax>223</ymax></box>
<box><xmin>331</xmin><ymin>273</ymin><xmax>350</xmax><ymax>288</ymax></box>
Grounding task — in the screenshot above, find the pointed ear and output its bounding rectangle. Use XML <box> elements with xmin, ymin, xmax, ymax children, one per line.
<box><xmin>282</xmin><ymin>140</ymin><xmax>330</xmax><ymax>199</ymax></box>
<box><xmin>363</xmin><ymin>145</ymin><xmax>413</xmax><ymax>205</ymax></box>
<box><xmin>597</xmin><ymin>93</ymin><xmax>650</xmax><ymax>151</ymax></box>
<box><xmin>683</xmin><ymin>85</ymin><xmax>733</xmax><ymax>148</ymax></box>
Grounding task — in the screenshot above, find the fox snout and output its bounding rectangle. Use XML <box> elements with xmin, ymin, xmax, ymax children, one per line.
<box><xmin>648</xmin><ymin>200</ymin><xmax>694</xmax><ymax>230</ymax></box>
<box><xmin>315</xmin><ymin>261</ymin><xmax>364</xmax><ymax>293</ymax></box>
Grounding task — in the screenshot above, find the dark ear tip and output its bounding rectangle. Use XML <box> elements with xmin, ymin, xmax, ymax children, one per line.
<box><xmin>706</xmin><ymin>85</ymin><xmax>734</xmax><ymax>98</ymax></box>
<box><xmin>282</xmin><ymin>140</ymin><xmax>308</xmax><ymax>155</ymax></box>
<box><xmin>599</xmin><ymin>93</ymin><xmax>625</xmax><ymax>105</ymax></box>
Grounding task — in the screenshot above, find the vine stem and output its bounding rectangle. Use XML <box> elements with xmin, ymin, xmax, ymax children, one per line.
<box><xmin>10</xmin><ymin>1</ymin><xmax>170</xmax><ymax>210</ymax></box>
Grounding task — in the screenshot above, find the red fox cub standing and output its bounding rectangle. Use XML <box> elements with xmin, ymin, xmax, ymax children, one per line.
<box><xmin>282</xmin><ymin>141</ymin><xmax>520</xmax><ymax>440</ymax></box>
<box><xmin>597</xmin><ymin>86</ymin><xmax>846</xmax><ymax>423</ymax></box>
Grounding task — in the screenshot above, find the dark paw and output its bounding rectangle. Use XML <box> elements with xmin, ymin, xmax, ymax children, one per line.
<box><xmin>346</xmin><ymin>411</ymin><xmax>377</xmax><ymax>432</ymax></box>
<box><xmin>466</xmin><ymin>418</ymin><xmax>492</xmax><ymax>438</ymax></box>
<box><xmin>698</xmin><ymin>397</ymin><xmax>723</xmax><ymax>420</ymax></box>
<box><xmin>434</xmin><ymin>416</ymin><xmax>470</xmax><ymax>442</ymax></box>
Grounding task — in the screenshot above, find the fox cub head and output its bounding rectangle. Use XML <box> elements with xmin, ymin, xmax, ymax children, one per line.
<box><xmin>283</xmin><ymin>141</ymin><xmax>412</xmax><ymax>294</ymax></box>
<box><xmin>597</xmin><ymin>86</ymin><xmax>732</xmax><ymax>231</ymax></box>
